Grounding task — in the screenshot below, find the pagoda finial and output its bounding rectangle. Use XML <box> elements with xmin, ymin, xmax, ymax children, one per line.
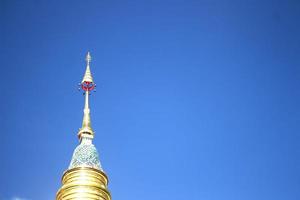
<box><xmin>78</xmin><ymin>52</ymin><xmax>96</xmax><ymax>140</ymax></box>
<box><xmin>56</xmin><ymin>52</ymin><xmax>111</xmax><ymax>200</ymax></box>
<box><xmin>82</xmin><ymin>51</ymin><xmax>94</xmax><ymax>84</ymax></box>
<box><xmin>86</xmin><ymin>51</ymin><xmax>91</xmax><ymax>63</ymax></box>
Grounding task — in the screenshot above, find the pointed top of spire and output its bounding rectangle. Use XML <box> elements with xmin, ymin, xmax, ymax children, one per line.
<box><xmin>78</xmin><ymin>52</ymin><xmax>96</xmax><ymax>140</ymax></box>
<box><xmin>82</xmin><ymin>52</ymin><xmax>94</xmax><ymax>84</ymax></box>
<box><xmin>86</xmin><ymin>51</ymin><xmax>92</xmax><ymax>63</ymax></box>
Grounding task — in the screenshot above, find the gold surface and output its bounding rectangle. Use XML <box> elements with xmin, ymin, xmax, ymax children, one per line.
<box><xmin>56</xmin><ymin>52</ymin><xmax>111</xmax><ymax>200</ymax></box>
<box><xmin>56</xmin><ymin>167</ymin><xmax>111</xmax><ymax>200</ymax></box>
<box><xmin>78</xmin><ymin>52</ymin><xmax>95</xmax><ymax>139</ymax></box>
<box><xmin>82</xmin><ymin>52</ymin><xmax>94</xmax><ymax>83</ymax></box>
<box><xmin>78</xmin><ymin>90</ymin><xmax>94</xmax><ymax>139</ymax></box>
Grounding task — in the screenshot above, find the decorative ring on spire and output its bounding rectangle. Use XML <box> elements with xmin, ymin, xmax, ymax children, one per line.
<box><xmin>81</xmin><ymin>81</ymin><xmax>95</xmax><ymax>91</ymax></box>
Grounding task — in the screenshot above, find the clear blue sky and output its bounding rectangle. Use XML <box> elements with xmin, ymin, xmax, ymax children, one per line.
<box><xmin>1</xmin><ymin>0</ymin><xmax>299</xmax><ymax>200</ymax></box>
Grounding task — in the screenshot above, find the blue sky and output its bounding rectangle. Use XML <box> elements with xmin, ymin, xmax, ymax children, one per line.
<box><xmin>0</xmin><ymin>0</ymin><xmax>300</xmax><ymax>200</ymax></box>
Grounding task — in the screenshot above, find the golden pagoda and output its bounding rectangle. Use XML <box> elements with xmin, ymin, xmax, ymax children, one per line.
<box><xmin>56</xmin><ymin>52</ymin><xmax>111</xmax><ymax>200</ymax></box>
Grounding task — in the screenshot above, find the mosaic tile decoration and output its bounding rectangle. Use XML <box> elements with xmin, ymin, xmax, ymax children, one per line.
<box><xmin>69</xmin><ymin>141</ymin><xmax>102</xmax><ymax>170</ymax></box>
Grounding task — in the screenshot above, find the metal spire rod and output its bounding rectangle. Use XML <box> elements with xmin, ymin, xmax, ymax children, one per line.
<box><xmin>78</xmin><ymin>52</ymin><xmax>96</xmax><ymax>140</ymax></box>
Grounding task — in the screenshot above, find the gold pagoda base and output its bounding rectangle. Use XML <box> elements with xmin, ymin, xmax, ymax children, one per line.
<box><xmin>56</xmin><ymin>167</ymin><xmax>111</xmax><ymax>200</ymax></box>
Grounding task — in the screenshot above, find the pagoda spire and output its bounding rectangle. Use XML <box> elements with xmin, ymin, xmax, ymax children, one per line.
<box><xmin>56</xmin><ymin>52</ymin><xmax>111</xmax><ymax>200</ymax></box>
<box><xmin>78</xmin><ymin>52</ymin><xmax>96</xmax><ymax>140</ymax></box>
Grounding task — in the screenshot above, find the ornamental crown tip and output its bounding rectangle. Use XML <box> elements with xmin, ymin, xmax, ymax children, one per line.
<box><xmin>86</xmin><ymin>52</ymin><xmax>92</xmax><ymax>64</ymax></box>
<box><xmin>81</xmin><ymin>51</ymin><xmax>95</xmax><ymax>88</ymax></box>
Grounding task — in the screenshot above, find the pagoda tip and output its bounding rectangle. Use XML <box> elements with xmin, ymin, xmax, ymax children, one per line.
<box><xmin>86</xmin><ymin>52</ymin><xmax>92</xmax><ymax>64</ymax></box>
<box><xmin>81</xmin><ymin>51</ymin><xmax>95</xmax><ymax>89</ymax></box>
